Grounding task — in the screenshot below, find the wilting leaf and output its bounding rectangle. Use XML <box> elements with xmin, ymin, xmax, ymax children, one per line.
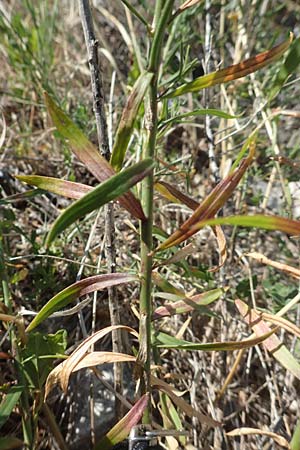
<box><xmin>152</xmin><ymin>288</ymin><xmax>224</xmax><ymax>320</ymax></box>
<box><xmin>94</xmin><ymin>394</ymin><xmax>149</xmax><ymax>450</ymax></box>
<box><xmin>73</xmin><ymin>352</ymin><xmax>136</xmax><ymax>371</ymax></box>
<box><xmin>27</xmin><ymin>274</ymin><xmax>138</xmax><ymax>332</ymax></box>
<box><xmin>246</xmin><ymin>251</ymin><xmax>300</xmax><ymax>279</ymax></box>
<box><xmin>154</xmin><ymin>144</ymin><xmax>255</xmax><ymax>252</ymax></box>
<box><xmin>110</xmin><ymin>71</ymin><xmax>153</xmax><ymax>171</ymax></box>
<box><xmin>0</xmin><ymin>386</ymin><xmax>24</xmax><ymax>430</ymax></box>
<box><xmin>44</xmin><ymin>92</ymin><xmax>145</xmax><ymax>220</ymax></box>
<box><xmin>236</xmin><ymin>299</ymin><xmax>300</xmax><ymax>379</ymax></box>
<box><xmin>164</xmin><ymin>34</ymin><xmax>293</xmax><ymax>98</ymax></box>
<box><xmin>0</xmin><ymin>437</ymin><xmax>24</xmax><ymax>449</ymax></box>
<box><xmin>45</xmin><ymin>325</ymin><xmax>138</xmax><ymax>396</ymax></box>
<box><xmin>151</xmin><ymin>375</ymin><xmax>220</xmax><ymax>427</ymax></box>
<box><xmin>46</xmin><ymin>159</ymin><xmax>154</xmax><ymax>246</ymax></box>
<box><xmin>17</xmin><ymin>175</ymin><xmax>92</xmax><ymax>200</ymax></box>
<box><xmin>269</xmin><ymin>36</ymin><xmax>300</xmax><ymax>100</ymax></box>
<box><xmin>153</xmin><ymin>328</ymin><xmax>276</xmax><ymax>351</ymax></box>
<box><xmin>227</xmin><ymin>428</ymin><xmax>290</xmax><ymax>448</ymax></box>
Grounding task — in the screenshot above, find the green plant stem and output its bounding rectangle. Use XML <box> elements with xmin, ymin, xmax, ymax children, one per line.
<box><xmin>43</xmin><ymin>403</ymin><xmax>69</xmax><ymax>450</ymax></box>
<box><xmin>138</xmin><ymin>0</ymin><xmax>175</xmax><ymax>424</ymax></box>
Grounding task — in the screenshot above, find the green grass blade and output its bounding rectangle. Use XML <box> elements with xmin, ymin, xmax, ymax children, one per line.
<box><xmin>26</xmin><ymin>273</ymin><xmax>138</xmax><ymax>332</ymax></box>
<box><xmin>153</xmin><ymin>328</ymin><xmax>277</xmax><ymax>351</ymax></box>
<box><xmin>159</xmin><ymin>108</ymin><xmax>238</xmax><ymax>128</ymax></box>
<box><xmin>110</xmin><ymin>71</ymin><xmax>153</xmax><ymax>171</ymax></box>
<box><xmin>46</xmin><ymin>158</ymin><xmax>154</xmax><ymax>246</ymax></box>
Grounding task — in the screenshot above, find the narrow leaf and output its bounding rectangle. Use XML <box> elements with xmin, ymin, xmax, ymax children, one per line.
<box><xmin>246</xmin><ymin>251</ymin><xmax>300</xmax><ymax>279</ymax></box>
<box><xmin>152</xmin><ymin>288</ymin><xmax>224</xmax><ymax>319</ymax></box>
<box><xmin>94</xmin><ymin>394</ymin><xmax>149</xmax><ymax>450</ymax></box>
<box><xmin>27</xmin><ymin>274</ymin><xmax>138</xmax><ymax>332</ymax></box>
<box><xmin>236</xmin><ymin>299</ymin><xmax>300</xmax><ymax>379</ymax></box>
<box><xmin>227</xmin><ymin>428</ymin><xmax>290</xmax><ymax>448</ymax></box>
<box><xmin>154</xmin><ymin>144</ymin><xmax>255</xmax><ymax>252</ymax></box>
<box><xmin>187</xmin><ymin>215</ymin><xmax>300</xmax><ymax>239</ymax></box>
<box><xmin>159</xmin><ymin>108</ymin><xmax>238</xmax><ymax>129</ymax></box>
<box><xmin>46</xmin><ymin>159</ymin><xmax>154</xmax><ymax>246</ymax></box>
<box><xmin>0</xmin><ymin>386</ymin><xmax>24</xmax><ymax>430</ymax></box>
<box><xmin>44</xmin><ymin>92</ymin><xmax>145</xmax><ymax>220</ymax></box>
<box><xmin>164</xmin><ymin>34</ymin><xmax>293</xmax><ymax>98</ymax></box>
<box><xmin>110</xmin><ymin>71</ymin><xmax>153</xmax><ymax>171</ymax></box>
<box><xmin>16</xmin><ymin>175</ymin><xmax>92</xmax><ymax>200</ymax></box>
<box><xmin>151</xmin><ymin>375</ymin><xmax>220</xmax><ymax>427</ymax></box>
<box><xmin>153</xmin><ymin>328</ymin><xmax>277</xmax><ymax>351</ymax></box>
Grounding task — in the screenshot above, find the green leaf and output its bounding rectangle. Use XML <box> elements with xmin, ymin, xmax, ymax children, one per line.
<box><xmin>26</xmin><ymin>273</ymin><xmax>138</xmax><ymax>332</ymax></box>
<box><xmin>46</xmin><ymin>158</ymin><xmax>154</xmax><ymax>246</ymax></box>
<box><xmin>110</xmin><ymin>71</ymin><xmax>153</xmax><ymax>171</ymax></box>
<box><xmin>153</xmin><ymin>328</ymin><xmax>277</xmax><ymax>351</ymax></box>
<box><xmin>163</xmin><ymin>34</ymin><xmax>292</xmax><ymax>98</ymax></box>
<box><xmin>94</xmin><ymin>394</ymin><xmax>149</xmax><ymax>450</ymax></box>
<box><xmin>44</xmin><ymin>92</ymin><xmax>146</xmax><ymax>220</ymax></box>
<box><xmin>20</xmin><ymin>330</ymin><xmax>67</xmax><ymax>388</ymax></box>
<box><xmin>0</xmin><ymin>386</ymin><xmax>24</xmax><ymax>430</ymax></box>
<box><xmin>269</xmin><ymin>37</ymin><xmax>300</xmax><ymax>101</ymax></box>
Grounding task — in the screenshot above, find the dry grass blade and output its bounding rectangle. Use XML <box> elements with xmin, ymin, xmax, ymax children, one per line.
<box><xmin>73</xmin><ymin>352</ymin><xmax>136</xmax><ymax>371</ymax></box>
<box><xmin>227</xmin><ymin>427</ymin><xmax>290</xmax><ymax>448</ymax></box>
<box><xmin>257</xmin><ymin>312</ymin><xmax>300</xmax><ymax>339</ymax></box>
<box><xmin>246</xmin><ymin>251</ymin><xmax>300</xmax><ymax>279</ymax></box>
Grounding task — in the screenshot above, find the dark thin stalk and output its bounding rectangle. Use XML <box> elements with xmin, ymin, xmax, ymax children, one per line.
<box><xmin>78</xmin><ymin>0</ymin><xmax>123</xmax><ymax>423</ymax></box>
<box><xmin>138</xmin><ymin>0</ymin><xmax>175</xmax><ymax>423</ymax></box>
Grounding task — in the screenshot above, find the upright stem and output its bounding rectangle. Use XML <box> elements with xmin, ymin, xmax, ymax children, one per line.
<box><xmin>138</xmin><ymin>0</ymin><xmax>175</xmax><ymax>422</ymax></box>
<box><xmin>78</xmin><ymin>0</ymin><xmax>123</xmax><ymax>423</ymax></box>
